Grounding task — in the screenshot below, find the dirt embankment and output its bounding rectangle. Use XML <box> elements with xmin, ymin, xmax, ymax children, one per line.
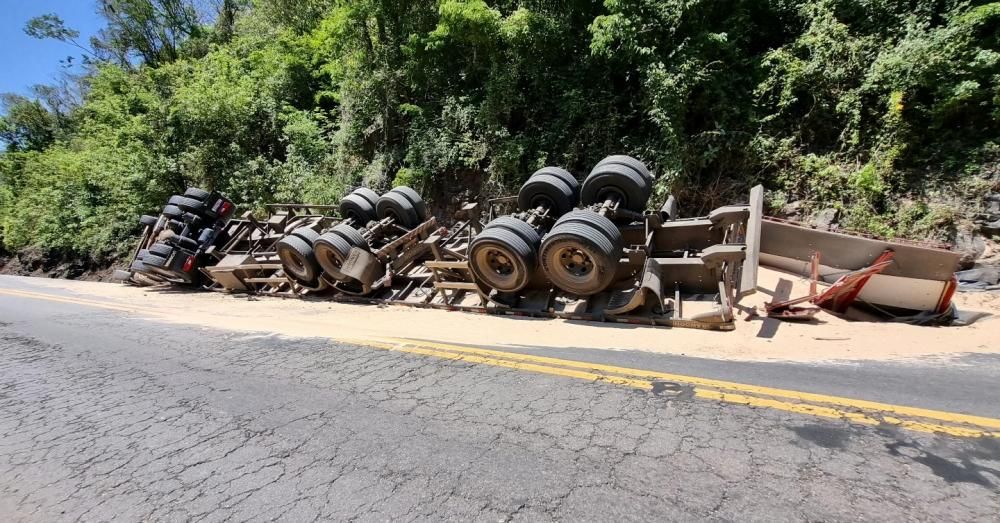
<box><xmin>0</xmin><ymin>247</ymin><xmax>115</xmax><ymax>282</ymax></box>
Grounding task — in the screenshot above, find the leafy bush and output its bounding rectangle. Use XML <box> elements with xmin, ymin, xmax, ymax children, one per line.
<box><xmin>1</xmin><ymin>0</ymin><xmax>998</xmax><ymax>265</ymax></box>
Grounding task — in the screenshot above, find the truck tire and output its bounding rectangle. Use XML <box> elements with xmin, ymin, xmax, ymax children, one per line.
<box><xmin>390</xmin><ymin>186</ymin><xmax>428</xmax><ymax>222</ymax></box>
<box><xmin>540</xmin><ymin>222</ymin><xmax>620</xmax><ymax>296</ymax></box>
<box><xmin>276</xmin><ymin>235</ymin><xmax>319</xmax><ymax>283</ymax></box>
<box><xmin>340</xmin><ymin>193</ymin><xmax>377</xmax><ymax>225</ymax></box>
<box><xmin>130</xmin><ymin>260</ymin><xmax>150</xmax><ymax>273</ymax></box>
<box><xmin>352</xmin><ymin>187</ymin><xmax>380</xmax><ymax>208</ymax></box>
<box><xmin>330</xmin><ymin>223</ymin><xmax>369</xmax><ymax>250</ymax></box>
<box><xmin>149</xmin><ymin>242</ymin><xmax>175</xmax><ymax>258</ymax></box>
<box><xmin>376</xmin><ymin>191</ymin><xmax>421</xmax><ymax>228</ymax></box>
<box><xmin>143</xmin><ymin>252</ymin><xmax>169</xmax><ymax>268</ymax></box>
<box><xmin>162</xmin><ymin>205</ymin><xmax>183</xmax><ymax>219</ymax></box>
<box><xmin>184</xmin><ymin>187</ymin><xmax>212</xmax><ymax>201</ymax></box>
<box><xmin>168</xmin><ymin>195</ymin><xmax>206</xmax><ymax>214</ymax></box>
<box><xmin>313</xmin><ymin>232</ymin><xmax>354</xmax><ymax>279</ymax></box>
<box><xmin>518</xmin><ymin>171</ymin><xmax>577</xmax><ymax>217</ymax></box>
<box><xmin>469</xmin><ymin>227</ymin><xmax>536</xmax><ymax>293</ymax></box>
<box><xmin>485</xmin><ymin>216</ymin><xmax>540</xmax><ymax>249</ymax></box>
<box><xmin>581</xmin><ymin>162</ymin><xmax>651</xmax><ymax>212</ymax></box>
<box><xmin>534</xmin><ymin>167</ymin><xmax>580</xmax><ymax>200</ymax></box>
<box><xmin>140</xmin><ymin>215</ymin><xmax>158</xmax><ymax>227</ymax></box>
<box><xmin>553</xmin><ymin>210</ymin><xmax>623</xmax><ymax>253</ymax></box>
<box><xmin>291</xmin><ymin>227</ymin><xmax>320</xmax><ymax>245</ymax></box>
<box><xmin>596</xmin><ymin>155</ymin><xmax>653</xmax><ymax>185</ymax></box>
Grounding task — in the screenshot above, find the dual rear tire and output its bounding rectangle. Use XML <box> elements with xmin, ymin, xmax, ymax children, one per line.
<box><xmin>279</xmin><ymin>222</ymin><xmax>375</xmax><ymax>287</ymax></box>
<box><xmin>314</xmin><ymin>224</ymin><xmax>371</xmax><ymax>280</ymax></box>
<box><xmin>276</xmin><ymin>234</ymin><xmax>320</xmax><ymax>284</ymax></box>
<box><xmin>517</xmin><ymin>167</ymin><xmax>579</xmax><ymax>217</ymax></box>
<box><xmin>303</xmin><ymin>186</ymin><xmax>428</xmax><ymax>288</ymax></box>
<box><xmin>581</xmin><ymin>155</ymin><xmax>652</xmax><ymax>213</ymax></box>
<box><xmin>539</xmin><ymin>211</ymin><xmax>623</xmax><ymax>296</ymax></box>
<box><xmin>517</xmin><ymin>155</ymin><xmax>652</xmax><ymax>217</ymax></box>
<box><xmin>482</xmin><ymin>156</ymin><xmax>644</xmax><ymax>295</ymax></box>
<box><xmin>339</xmin><ymin>188</ymin><xmax>380</xmax><ymax>225</ymax></box>
<box><xmin>469</xmin><ymin>211</ymin><xmax>624</xmax><ymax>297</ymax></box>
<box><xmin>340</xmin><ymin>186</ymin><xmax>428</xmax><ymax>229</ymax></box>
<box><xmin>375</xmin><ymin>186</ymin><xmax>428</xmax><ymax>228</ymax></box>
<box><xmin>468</xmin><ymin>217</ymin><xmax>541</xmax><ymax>293</ymax></box>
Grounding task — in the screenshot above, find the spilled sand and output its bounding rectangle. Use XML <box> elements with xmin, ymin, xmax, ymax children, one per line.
<box><xmin>2</xmin><ymin>267</ymin><xmax>997</xmax><ymax>365</ymax></box>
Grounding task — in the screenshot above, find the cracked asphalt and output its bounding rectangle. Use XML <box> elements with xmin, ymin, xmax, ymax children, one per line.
<box><xmin>1</xmin><ymin>295</ymin><xmax>999</xmax><ymax>521</ymax></box>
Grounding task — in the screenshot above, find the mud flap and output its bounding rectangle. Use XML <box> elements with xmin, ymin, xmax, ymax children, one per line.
<box><xmin>606</xmin><ymin>258</ymin><xmax>665</xmax><ymax>316</ymax></box>
<box><xmin>337</xmin><ymin>247</ymin><xmax>385</xmax><ymax>295</ymax></box>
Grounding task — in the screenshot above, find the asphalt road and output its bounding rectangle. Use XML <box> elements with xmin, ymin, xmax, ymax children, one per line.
<box><xmin>1</xmin><ymin>289</ymin><xmax>999</xmax><ymax>521</ymax></box>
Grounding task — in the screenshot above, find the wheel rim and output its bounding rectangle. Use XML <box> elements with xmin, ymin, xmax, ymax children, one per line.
<box><xmin>472</xmin><ymin>243</ymin><xmax>527</xmax><ymax>292</ymax></box>
<box><xmin>528</xmin><ymin>194</ymin><xmax>556</xmax><ymax>211</ymax></box>
<box><xmin>542</xmin><ymin>238</ymin><xmax>606</xmax><ymax>294</ymax></box>
<box><xmin>595</xmin><ymin>186</ymin><xmax>626</xmax><ymax>207</ymax></box>
<box><xmin>486</xmin><ymin>248</ymin><xmax>515</xmax><ymax>276</ymax></box>
<box><xmin>279</xmin><ymin>249</ymin><xmax>310</xmax><ymax>280</ymax></box>
<box><xmin>314</xmin><ymin>243</ymin><xmax>347</xmax><ymax>280</ymax></box>
<box><xmin>556</xmin><ymin>246</ymin><xmax>595</xmax><ymax>278</ymax></box>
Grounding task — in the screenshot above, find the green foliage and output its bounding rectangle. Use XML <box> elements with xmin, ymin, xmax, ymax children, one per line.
<box><xmin>2</xmin><ymin>0</ymin><xmax>999</xmax><ymax>264</ymax></box>
<box><xmin>24</xmin><ymin>13</ymin><xmax>81</xmax><ymax>42</ymax></box>
<box><xmin>0</xmin><ymin>94</ymin><xmax>61</xmax><ymax>152</ymax></box>
<box><xmin>428</xmin><ymin>1</ymin><xmax>501</xmax><ymax>48</ymax></box>
<box><xmin>94</xmin><ymin>0</ymin><xmax>204</xmax><ymax>66</ymax></box>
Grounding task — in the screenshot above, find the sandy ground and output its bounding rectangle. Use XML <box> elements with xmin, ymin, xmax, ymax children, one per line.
<box><xmin>2</xmin><ymin>267</ymin><xmax>997</xmax><ymax>364</ymax></box>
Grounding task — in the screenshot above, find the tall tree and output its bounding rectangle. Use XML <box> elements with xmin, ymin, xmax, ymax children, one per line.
<box><xmin>0</xmin><ymin>94</ymin><xmax>60</xmax><ymax>152</ymax></box>
<box><xmin>93</xmin><ymin>0</ymin><xmax>203</xmax><ymax>67</ymax></box>
<box><xmin>24</xmin><ymin>13</ymin><xmax>97</xmax><ymax>61</ymax></box>
<box><xmin>213</xmin><ymin>0</ymin><xmax>239</xmax><ymax>42</ymax></box>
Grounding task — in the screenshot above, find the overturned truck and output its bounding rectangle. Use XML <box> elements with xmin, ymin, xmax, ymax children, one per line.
<box><xmin>117</xmin><ymin>155</ymin><xmax>764</xmax><ymax>331</ymax></box>
<box><xmin>450</xmin><ymin>157</ymin><xmax>763</xmax><ymax>328</ymax></box>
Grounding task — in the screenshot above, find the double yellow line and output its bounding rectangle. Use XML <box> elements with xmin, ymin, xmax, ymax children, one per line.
<box><xmin>2</xmin><ymin>285</ymin><xmax>999</xmax><ymax>438</ymax></box>
<box><xmin>355</xmin><ymin>337</ymin><xmax>1000</xmax><ymax>439</ymax></box>
<box><xmin>0</xmin><ymin>287</ymin><xmax>144</xmax><ymax>313</ymax></box>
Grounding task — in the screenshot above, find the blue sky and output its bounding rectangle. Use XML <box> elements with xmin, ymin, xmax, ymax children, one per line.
<box><xmin>0</xmin><ymin>0</ymin><xmax>104</xmax><ymax>96</ymax></box>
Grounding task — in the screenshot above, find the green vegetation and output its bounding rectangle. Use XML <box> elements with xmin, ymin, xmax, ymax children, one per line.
<box><xmin>1</xmin><ymin>0</ymin><xmax>998</xmax><ymax>264</ymax></box>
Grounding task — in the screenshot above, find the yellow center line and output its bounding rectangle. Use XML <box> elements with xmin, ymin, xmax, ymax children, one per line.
<box><xmin>694</xmin><ymin>390</ymin><xmax>991</xmax><ymax>439</ymax></box>
<box><xmin>0</xmin><ymin>288</ymin><xmax>148</xmax><ymax>314</ymax></box>
<box><xmin>3</xmin><ymin>285</ymin><xmax>997</xmax><ymax>438</ymax></box>
<box><xmin>375</xmin><ymin>336</ymin><xmax>1000</xmax><ymax>432</ymax></box>
<box><xmin>355</xmin><ymin>338</ymin><xmax>998</xmax><ymax>439</ymax></box>
<box><xmin>367</xmin><ymin>341</ymin><xmax>654</xmax><ymax>390</ymax></box>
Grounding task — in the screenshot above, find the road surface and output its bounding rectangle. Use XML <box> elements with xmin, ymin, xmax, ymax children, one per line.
<box><xmin>0</xmin><ymin>276</ymin><xmax>998</xmax><ymax>521</ymax></box>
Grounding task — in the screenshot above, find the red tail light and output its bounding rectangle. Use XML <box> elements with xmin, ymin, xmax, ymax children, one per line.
<box><xmin>182</xmin><ymin>255</ymin><xmax>196</xmax><ymax>272</ymax></box>
<box><xmin>219</xmin><ymin>201</ymin><xmax>233</xmax><ymax>216</ymax></box>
